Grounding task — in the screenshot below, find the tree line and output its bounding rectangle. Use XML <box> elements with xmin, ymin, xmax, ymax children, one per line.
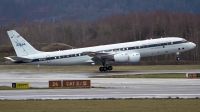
<box><xmin>1</xmin><ymin>0</ymin><xmax>200</xmax><ymax>23</ymax></box>
<box><xmin>0</xmin><ymin>11</ymin><xmax>199</xmax><ymax>63</ymax></box>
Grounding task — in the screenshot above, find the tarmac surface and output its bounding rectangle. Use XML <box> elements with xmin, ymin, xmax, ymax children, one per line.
<box><xmin>0</xmin><ymin>70</ymin><xmax>200</xmax><ymax>100</ymax></box>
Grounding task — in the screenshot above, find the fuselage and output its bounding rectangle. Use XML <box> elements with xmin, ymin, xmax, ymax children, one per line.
<box><xmin>22</xmin><ymin>37</ymin><xmax>196</xmax><ymax>65</ymax></box>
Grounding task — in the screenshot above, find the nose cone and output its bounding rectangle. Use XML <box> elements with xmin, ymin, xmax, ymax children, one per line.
<box><xmin>188</xmin><ymin>42</ymin><xmax>196</xmax><ymax>49</ymax></box>
<box><xmin>190</xmin><ymin>42</ymin><xmax>196</xmax><ymax>49</ymax></box>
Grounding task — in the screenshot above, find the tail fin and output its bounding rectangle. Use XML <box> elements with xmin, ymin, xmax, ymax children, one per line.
<box><xmin>7</xmin><ymin>30</ymin><xmax>41</xmax><ymax>56</ymax></box>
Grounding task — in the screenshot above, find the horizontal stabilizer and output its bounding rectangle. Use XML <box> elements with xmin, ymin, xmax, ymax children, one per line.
<box><xmin>4</xmin><ymin>56</ymin><xmax>32</xmax><ymax>63</ymax></box>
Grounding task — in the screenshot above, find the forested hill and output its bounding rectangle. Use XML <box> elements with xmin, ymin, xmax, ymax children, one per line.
<box><xmin>1</xmin><ymin>0</ymin><xmax>200</xmax><ymax>23</ymax></box>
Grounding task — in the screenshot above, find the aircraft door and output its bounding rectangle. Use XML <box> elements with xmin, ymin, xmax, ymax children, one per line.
<box><xmin>46</xmin><ymin>55</ymin><xmax>51</xmax><ymax>63</ymax></box>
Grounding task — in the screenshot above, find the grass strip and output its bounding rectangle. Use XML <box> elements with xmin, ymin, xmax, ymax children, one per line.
<box><xmin>0</xmin><ymin>86</ymin><xmax>106</xmax><ymax>90</ymax></box>
<box><xmin>0</xmin><ymin>99</ymin><xmax>199</xmax><ymax>112</ymax></box>
<box><xmin>0</xmin><ymin>65</ymin><xmax>200</xmax><ymax>72</ymax></box>
<box><xmin>91</xmin><ymin>73</ymin><xmax>186</xmax><ymax>78</ymax></box>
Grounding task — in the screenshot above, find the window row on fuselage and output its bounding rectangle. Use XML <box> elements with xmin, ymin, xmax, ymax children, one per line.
<box><xmin>32</xmin><ymin>40</ymin><xmax>187</xmax><ymax>62</ymax></box>
<box><xmin>98</xmin><ymin>40</ymin><xmax>187</xmax><ymax>52</ymax></box>
<box><xmin>36</xmin><ymin>53</ymin><xmax>86</xmax><ymax>61</ymax></box>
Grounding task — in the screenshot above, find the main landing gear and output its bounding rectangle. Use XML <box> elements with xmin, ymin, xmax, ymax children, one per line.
<box><xmin>99</xmin><ymin>60</ymin><xmax>113</xmax><ymax>72</ymax></box>
<box><xmin>99</xmin><ymin>66</ymin><xmax>113</xmax><ymax>72</ymax></box>
<box><xmin>176</xmin><ymin>52</ymin><xmax>180</xmax><ymax>61</ymax></box>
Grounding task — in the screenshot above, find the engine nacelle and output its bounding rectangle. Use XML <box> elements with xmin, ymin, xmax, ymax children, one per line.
<box><xmin>114</xmin><ymin>53</ymin><xmax>141</xmax><ymax>63</ymax></box>
<box><xmin>128</xmin><ymin>53</ymin><xmax>141</xmax><ymax>62</ymax></box>
<box><xmin>114</xmin><ymin>53</ymin><xmax>129</xmax><ymax>62</ymax></box>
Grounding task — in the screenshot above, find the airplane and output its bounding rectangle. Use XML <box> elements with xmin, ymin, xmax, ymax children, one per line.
<box><xmin>5</xmin><ymin>30</ymin><xmax>196</xmax><ymax>72</ymax></box>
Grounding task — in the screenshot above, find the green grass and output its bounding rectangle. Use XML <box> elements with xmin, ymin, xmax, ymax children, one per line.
<box><xmin>91</xmin><ymin>73</ymin><xmax>186</xmax><ymax>78</ymax></box>
<box><xmin>0</xmin><ymin>99</ymin><xmax>199</xmax><ymax>112</ymax></box>
<box><xmin>0</xmin><ymin>65</ymin><xmax>200</xmax><ymax>72</ymax></box>
<box><xmin>0</xmin><ymin>86</ymin><xmax>12</xmax><ymax>90</ymax></box>
<box><xmin>0</xmin><ymin>86</ymin><xmax>52</xmax><ymax>90</ymax></box>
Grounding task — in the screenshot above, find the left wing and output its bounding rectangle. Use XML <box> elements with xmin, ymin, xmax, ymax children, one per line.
<box><xmin>83</xmin><ymin>51</ymin><xmax>115</xmax><ymax>63</ymax></box>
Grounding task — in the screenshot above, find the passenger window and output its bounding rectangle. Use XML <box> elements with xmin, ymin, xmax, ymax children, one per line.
<box><xmin>113</xmin><ymin>49</ymin><xmax>118</xmax><ymax>51</ymax></box>
<box><xmin>130</xmin><ymin>47</ymin><xmax>135</xmax><ymax>50</ymax></box>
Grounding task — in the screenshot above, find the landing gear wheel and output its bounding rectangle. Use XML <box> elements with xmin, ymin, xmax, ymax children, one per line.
<box><xmin>99</xmin><ymin>67</ymin><xmax>104</xmax><ymax>72</ymax></box>
<box><xmin>176</xmin><ymin>52</ymin><xmax>180</xmax><ymax>61</ymax></box>
<box><xmin>99</xmin><ymin>66</ymin><xmax>113</xmax><ymax>72</ymax></box>
<box><xmin>99</xmin><ymin>67</ymin><xmax>108</xmax><ymax>72</ymax></box>
<box><xmin>108</xmin><ymin>66</ymin><xmax>113</xmax><ymax>71</ymax></box>
<box><xmin>103</xmin><ymin>67</ymin><xmax>107</xmax><ymax>71</ymax></box>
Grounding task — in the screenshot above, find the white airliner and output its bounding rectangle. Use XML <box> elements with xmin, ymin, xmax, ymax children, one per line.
<box><xmin>5</xmin><ymin>30</ymin><xmax>196</xmax><ymax>71</ymax></box>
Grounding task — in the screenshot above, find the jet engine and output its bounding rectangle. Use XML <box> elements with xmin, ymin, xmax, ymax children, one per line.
<box><xmin>128</xmin><ymin>53</ymin><xmax>140</xmax><ymax>62</ymax></box>
<box><xmin>114</xmin><ymin>52</ymin><xmax>141</xmax><ymax>63</ymax></box>
<box><xmin>113</xmin><ymin>53</ymin><xmax>129</xmax><ymax>62</ymax></box>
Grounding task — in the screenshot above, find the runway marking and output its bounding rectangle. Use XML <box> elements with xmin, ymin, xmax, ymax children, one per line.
<box><xmin>1</xmin><ymin>94</ymin><xmax>200</xmax><ymax>97</ymax></box>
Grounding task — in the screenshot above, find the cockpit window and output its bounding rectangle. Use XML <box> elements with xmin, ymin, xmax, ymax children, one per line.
<box><xmin>182</xmin><ymin>39</ymin><xmax>188</xmax><ymax>43</ymax></box>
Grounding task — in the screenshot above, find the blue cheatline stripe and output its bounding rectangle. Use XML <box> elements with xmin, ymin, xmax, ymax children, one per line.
<box><xmin>30</xmin><ymin>40</ymin><xmax>186</xmax><ymax>63</ymax></box>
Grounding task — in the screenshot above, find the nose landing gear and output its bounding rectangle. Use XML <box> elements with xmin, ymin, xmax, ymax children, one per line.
<box><xmin>176</xmin><ymin>52</ymin><xmax>180</xmax><ymax>61</ymax></box>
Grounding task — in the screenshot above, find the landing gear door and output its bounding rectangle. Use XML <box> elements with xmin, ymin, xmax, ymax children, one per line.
<box><xmin>46</xmin><ymin>55</ymin><xmax>51</xmax><ymax>63</ymax></box>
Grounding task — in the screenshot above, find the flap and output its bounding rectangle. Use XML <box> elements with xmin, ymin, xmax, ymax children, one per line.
<box><xmin>83</xmin><ymin>51</ymin><xmax>115</xmax><ymax>63</ymax></box>
<box><xmin>83</xmin><ymin>51</ymin><xmax>111</xmax><ymax>57</ymax></box>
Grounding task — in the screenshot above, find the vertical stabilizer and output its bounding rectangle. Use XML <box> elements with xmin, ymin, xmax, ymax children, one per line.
<box><xmin>7</xmin><ymin>30</ymin><xmax>41</xmax><ymax>56</ymax></box>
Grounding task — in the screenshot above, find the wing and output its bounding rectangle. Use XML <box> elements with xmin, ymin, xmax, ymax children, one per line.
<box><xmin>83</xmin><ymin>51</ymin><xmax>115</xmax><ymax>63</ymax></box>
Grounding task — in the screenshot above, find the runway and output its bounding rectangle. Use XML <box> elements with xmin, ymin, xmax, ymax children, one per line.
<box><xmin>1</xmin><ymin>87</ymin><xmax>200</xmax><ymax>100</ymax></box>
<box><xmin>0</xmin><ymin>70</ymin><xmax>200</xmax><ymax>100</ymax></box>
